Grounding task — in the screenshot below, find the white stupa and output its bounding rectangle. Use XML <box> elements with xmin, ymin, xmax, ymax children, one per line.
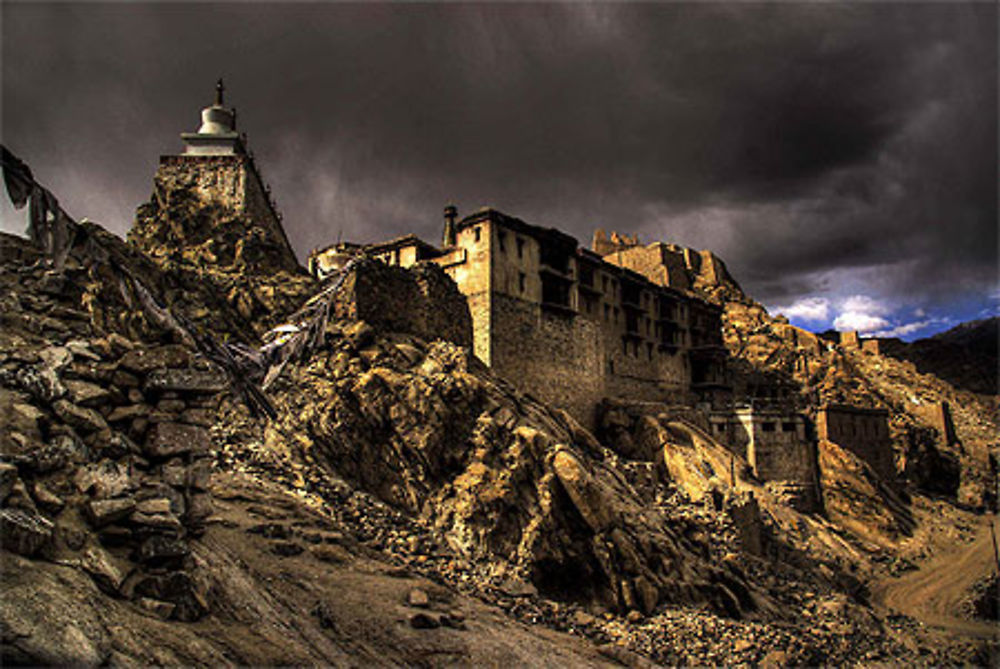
<box><xmin>181</xmin><ymin>79</ymin><xmax>245</xmax><ymax>156</ymax></box>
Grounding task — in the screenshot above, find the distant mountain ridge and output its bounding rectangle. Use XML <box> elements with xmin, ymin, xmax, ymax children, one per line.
<box><xmin>879</xmin><ymin>317</ymin><xmax>998</xmax><ymax>396</ymax></box>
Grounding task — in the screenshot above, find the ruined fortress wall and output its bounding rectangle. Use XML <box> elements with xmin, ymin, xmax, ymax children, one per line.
<box><xmin>605</xmin><ymin>245</ymin><xmax>692</xmax><ymax>291</ymax></box>
<box><xmin>157</xmin><ymin>156</ymin><xmax>243</xmax><ymax>208</ymax></box>
<box><xmin>334</xmin><ymin>260</ymin><xmax>472</xmax><ymax>348</ymax></box>
<box><xmin>490</xmin><ymin>293</ymin><xmax>604</xmax><ymax>430</ymax></box>
<box><xmin>239</xmin><ymin>157</ymin><xmax>290</xmax><ymax>254</ymax></box>
<box><xmin>410</xmin><ymin>263</ymin><xmax>475</xmax><ymax>348</ymax></box>
<box><xmin>746</xmin><ymin>421</ymin><xmax>816</xmax><ymax>485</ymax></box>
<box><xmin>910</xmin><ymin>400</ymin><xmax>958</xmax><ymax>447</ymax></box>
<box><xmin>816</xmin><ymin>406</ymin><xmax>893</xmax><ymax>479</ymax></box>
<box><xmin>465</xmin><ymin>292</ymin><xmax>492</xmax><ymax>365</ymax></box>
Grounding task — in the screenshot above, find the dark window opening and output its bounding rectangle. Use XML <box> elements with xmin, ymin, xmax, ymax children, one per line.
<box><xmin>539</xmin><ymin>244</ymin><xmax>571</xmax><ymax>274</ymax></box>
<box><xmin>625</xmin><ymin>311</ymin><xmax>640</xmax><ymax>334</ymax></box>
<box><xmin>762</xmin><ymin>422</ymin><xmax>776</xmax><ymax>432</ymax></box>
<box><xmin>621</xmin><ymin>280</ymin><xmax>641</xmax><ymax>306</ymax></box>
<box><xmin>782</xmin><ymin>422</ymin><xmax>796</xmax><ymax>432</ymax></box>
<box><xmin>474</xmin><ymin>227</ymin><xmax>481</xmax><ymax>243</ymax></box>
<box><xmin>517</xmin><ymin>237</ymin><xmax>524</xmax><ymax>258</ymax></box>
<box><xmin>519</xmin><ymin>272</ymin><xmax>526</xmax><ymax>293</ymax></box>
<box><xmin>541</xmin><ymin>273</ymin><xmax>570</xmax><ymax>307</ymax></box>
<box><xmin>498</xmin><ymin>231</ymin><xmax>506</xmax><ymax>253</ymax></box>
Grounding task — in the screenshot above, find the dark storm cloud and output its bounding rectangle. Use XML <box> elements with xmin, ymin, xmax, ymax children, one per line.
<box><xmin>2</xmin><ymin>2</ymin><xmax>996</xmax><ymax>324</ymax></box>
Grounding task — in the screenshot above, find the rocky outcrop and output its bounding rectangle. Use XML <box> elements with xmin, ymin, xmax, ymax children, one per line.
<box><xmin>262</xmin><ymin>326</ymin><xmax>759</xmax><ymax>618</ymax></box>
<box><xmin>691</xmin><ymin>260</ymin><xmax>997</xmax><ymax>517</ymax></box>
<box><xmin>129</xmin><ymin>174</ymin><xmax>315</xmax><ymax>337</ymax></box>
<box><xmin>817</xmin><ymin>440</ymin><xmax>915</xmax><ymax>546</ymax></box>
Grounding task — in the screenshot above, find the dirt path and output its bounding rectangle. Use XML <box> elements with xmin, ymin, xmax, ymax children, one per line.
<box><xmin>873</xmin><ymin>514</ymin><xmax>999</xmax><ymax>640</ymax></box>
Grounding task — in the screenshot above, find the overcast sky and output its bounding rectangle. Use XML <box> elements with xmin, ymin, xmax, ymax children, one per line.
<box><xmin>2</xmin><ymin>2</ymin><xmax>997</xmax><ymax>340</ymax></box>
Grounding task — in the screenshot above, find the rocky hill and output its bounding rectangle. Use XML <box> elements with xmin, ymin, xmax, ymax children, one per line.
<box><xmin>694</xmin><ymin>269</ymin><xmax>997</xmax><ymax>511</ymax></box>
<box><xmin>1</xmin><ymin>149</ymin><xmax>997</xmax><ymax>666</ymax></box>
<box><xmin>878</xmin><ymin>318</ymin><xmax>999</xmax><ymax>397</ymax></box>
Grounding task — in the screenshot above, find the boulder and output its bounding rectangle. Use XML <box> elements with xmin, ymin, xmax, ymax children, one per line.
<box><xmin>144</xmin><ymin>422</ymin><xmax>210</xmax><ymax>459</ymax></box>
<box><xmin>137</xmin><ymin>535</ymin><xmax>189</xmax><ymax>568</ymax></box>
<box><xmin>144</xmin><ymin>368</ymin><xmax>226</xmax><ymax>395</ymax></box>
<box><xmin>118</xmin><ymin>345</ymin><xmax>191</xmax><ymax>374</ymax></box>
<box><xmin>63</xmin><ymin>379</ymin><xmax>111</xmax><ymax>407</ymax></box>
<box><xmin>0</xmin><ymin>462</ymin><xmax>19</xmax><ymax>502</ymax></box>
<box><xmin>84</xmin><ymin>497</ymin><xmax>136</xmax><ymax>528</ymax></box>
<box><xmin>74</xmin><ymin>460</ymin><xmax>134</xmax><ymax>499</ymax></box>
<box><xmin>0</xmin><ymin>507</ymin><xmax>54</xmax><ymax>556</ymax></box>
<box><xmin>80</xmin><ymin>545</ymin><xmax>125</xmax><ymax>595</ymax></box>
<box><xmin>53</xmin><ymin>399</ymin><xmax>109</xmax><ymax>435</ymax></box>
<box><xmin>131</xmin><ymin>571</ymin><xmax>208</xmax><ymax>621</ymax></box>
<box><xmin>551</xmin><ymin>448</ymin><xmax>616</xmax><ymax>533</ymax></box>
<box><xmin>31</xmin><ymin>482</ymin><xmax>66</xmax><ymax>514</ymax></box>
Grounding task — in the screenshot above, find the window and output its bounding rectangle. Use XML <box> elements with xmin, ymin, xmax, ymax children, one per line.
<box><xmin>517</xmin><ymin>237</ymin><xmax>524</xmax><ymax>259</ymax></box>
<box><xmin>498</xmin><ymin>231</ymin><xmax>506</xmax><ymax>253</ymax></box>
<box><xmin>647</xmin><ymin>343</ymin><xmax>653</xmax><ymax>360</ymax></box>
<box><xmin>613</xmin><ymin>307</ymin><xmax>619</xmax><ymax>324</ymax></box>
<box><xmin>518</xmin><ymin>272</ymin><xmax>526</xmax><ymax>293</ymax></box>
<box><xmin>782</xmin><ymin>422</ymin><xmax>796</xmax><ymax>433</ymax></box>
<box><xmin>761</xmin><ymin>422</ymin><xmax>776</xmax><ymax>432</ymax></box>
<box><xmin>622</xmin><ymin>339</ymin><xmax>629</xmax><ymax>356</ymax></box>
<box><xmin>608</xmin><ymin>360</ymin><xmax>615</xmax><ymax>374</ymax></box>
<box><xmin>474</xmin><ymin>227</ymin><xmax>481</xmax><ymax>243</ymax></box>
<box><xmin>602</xmin><ymin>276</ymin><xmax>608</xmax><ymax>293</ymax></box>
<box><xmin>604</xmin><ymin>304</ymin><xmax>610</xmax><ymax>321</ymax></box>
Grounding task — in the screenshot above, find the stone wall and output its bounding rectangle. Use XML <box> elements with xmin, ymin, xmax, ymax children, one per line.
<box><xmin>490</xmin><ymin>293</ymin><xmax>604</xmax><ymax>429</ymax></box>
<box><xmin>861</xmin><ymin>339</ymin><xmax>881</xmax><ymax>355</ymax></box>
<box><xmin>0</xmin><ymin>331</ymin><xmax>220</xmax><ymax>622</ymax></box>
<box><xmin>332</xmin><ymin>259</ymin><xmax>472</xmax><ymax>348</ymax></box>
<box><xmin>839</xmin><ymin>331</ymin><xmax>860</xmax><ymax>351</ymax></box>
<box><xmin>816</xmin><ymin>404</ymin><xmax>893</xmax><ymax>480</ymax></box>
<box><xmin>910</xmin><ymin>400</ymin><xmax>958</xmax><ymax>448</ymax></box>
<box><xmin>607</xmin><ymin>244</ymin><xmax>692</xmax><ymax>291</ymax></box>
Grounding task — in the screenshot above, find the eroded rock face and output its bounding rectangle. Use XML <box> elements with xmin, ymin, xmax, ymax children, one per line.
<box><xmin>267</xmin><ymin>327</ymin><xmax>758</xmax><ymax>617</ymax></box>
<box><xmin>696</xmin><ymin>272</ymin><xmax>998</xmax><ymax>515</ymax></box>
<box><xmin>818</xmin><ymin>440</ymin><xmax>915</xmax><ymax>545</ymax></box>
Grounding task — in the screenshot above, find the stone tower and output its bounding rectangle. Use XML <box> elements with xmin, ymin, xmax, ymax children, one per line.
<box><xmin>138</xmin><ymin>80</ymin><xmax>299</xmax><ymax>272</ymax></box>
